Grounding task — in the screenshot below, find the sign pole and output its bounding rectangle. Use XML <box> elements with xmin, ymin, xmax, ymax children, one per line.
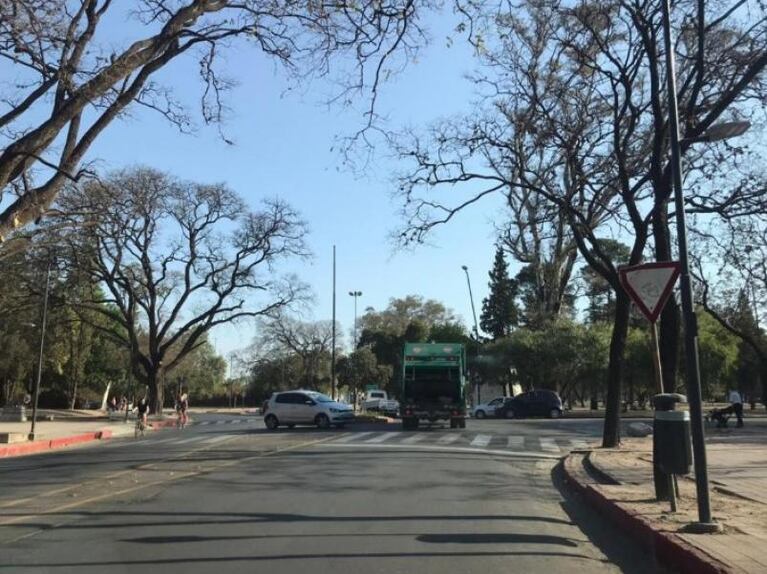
<box><xmin>650</xmin><ymin>322</ymin><xmax>664</xmax><ymax>394</ymax></box>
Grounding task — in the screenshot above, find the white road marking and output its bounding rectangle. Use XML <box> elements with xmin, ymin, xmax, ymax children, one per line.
<box><xmin>366</xmin><ymin>432</ymin><xmax>399</xmax><ymax>444</ymax></box>
<box><xmin>173</xmin><ymin>436</ymin><xmax>209</xmax><ymax>446</ymax></box>
<box><xmin>539</xmin><ymin>438</ymin><xmax>561</xmax><ymax>453</ymax></box>
<box><xmin>315</xmin><ymin>442</ymin><xmax>561</xmax><ymax>460</ymax></box>
<box><xmin>334</xmin><ymin>432</ymin><xmax>374</xmax><ymax>443</ymax></box>
<box><xmin>401</xmin><ymin>433</ymin><xmax>427</xmax><ymax>444</ymax></box>
<box><xmin>199</xmin><ymin>421</ymin><xmax>211</xmax><ymax>425</ymax></box>
<box><xmin>202</xmin><ymin>435</ymin><xmax>234</xmax><ymax>446</ymax></box>
<box><xmin>506</xmin><ymin>436</ymin><xmax>524</xmax><ymax>449</ymax></box>
<box><xmin>570</xmin><ymin>439</ymin><xmax>591</xmax><ymax>450</ymax></box>
<box><xmin>437</xmin><ymin>434</ymin><xmax>461</xmax><ymax>444</ymax></box>
<box><xmin>470</xmin><ymin>434</ymin><xmax>492</xmax><ymax>447</ymax></box>
<box><xmin>215</xmin><ymin>420</ymin><xmax>225</xmax><ymax>425</ymax></box>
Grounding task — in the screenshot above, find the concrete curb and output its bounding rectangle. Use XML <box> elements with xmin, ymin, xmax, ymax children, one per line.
<box><xmin>561</xmin><ymin>453</ymin><xmax>731</xmax><ymax>574</ymax></box>
<box><xmin>0</xmin><ymin>417</ymin><xmax>180</xmax><ymax>459</ymax></box>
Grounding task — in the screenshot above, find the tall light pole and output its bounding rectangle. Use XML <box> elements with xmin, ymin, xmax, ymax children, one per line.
<box><xmin>331</xmin><ymin>245</ymin><xmax>337</xmax><ymax>400</ymax></box>
<box><xmin>661</xmin><ymin>0</ymin><xmax>749</xmax><ymax>531</ymax></box>
<box><xmin>461</xmin><ymin>265</ymin><xmax>480</xmax><ymax>340</ymax></box>
<box><xmin>461</xmin><ymin>264</ymin><xmax>482</xmax><ymax>404</ymax></box>
<box><xmin>349</xmin><ymin>290</ymin><xmax>362</xmax><ymax>348</ymax></box>
<box><xmin>28</xmin><ymin>260</ymin><xmax>52</xmax><ymax>441</ymax></box>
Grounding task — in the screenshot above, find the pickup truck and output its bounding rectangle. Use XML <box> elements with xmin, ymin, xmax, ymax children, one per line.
<box><xmin>400</xmin><ymin>342</ymin><xmax>467</xmax><ymax>430</ymax></box>
<box><xmin>363</xmin><ymin>390</ymin><xmax>399</xmax><ymax>416</ymax></box>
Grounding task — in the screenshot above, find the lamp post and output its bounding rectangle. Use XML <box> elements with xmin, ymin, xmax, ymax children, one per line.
<box><xmin>28</xmin><ymin>260</ymin><xmax>52</xmax><ymax>442</ymax></box>
<box><xmin>349</xmin><ymin>291</ymin><xmax>362</xmax><ymax>348</ymax></box>
<box><xmin>461</xmin><ymin>265</ymin><xmax>482</xmax><ymax>404</ymax></box>
<box><xmin>661</xmin><ymin>0</ymin><xmax>749</xmax><ymax>531</ymax></box>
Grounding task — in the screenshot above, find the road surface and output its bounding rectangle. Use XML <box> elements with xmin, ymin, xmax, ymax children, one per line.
<box><xmin>0</xmin><ymin>414</ymin><xmax>664</xmax><ymax>573</ymax></box>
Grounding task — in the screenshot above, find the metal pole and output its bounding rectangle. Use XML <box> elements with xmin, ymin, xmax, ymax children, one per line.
<box><xmin>353</xmin><ymin>294</ymin><xmax>358</xmax><ymax>347</ymax></box>
<box><xmin>28</xmin><ymin>260</ymin><xmax>52</xmax><ymax>441</ymax></box>
<box><xmin>661</xmin><ymin>0</ymin><xmax>716</xmax><ymax>529</ymax></box>
<box><xmin>331</xmin><ymin>245</ymin><xmax>336</xmax><ymax>400</ymax></box>
<box><xmin>462</xmin><ymin>266</ymin><xmax>480</xmax><ymax>340</ymax></box>
<box><xmin>650</xmin><ymin>322</ymin><xmax>664</xmax><ymax>394</ymax></box>
<box><xmin>462</xmin><ymin>265</ymin><xmax>481</xmax><ymax>404</ymax></box>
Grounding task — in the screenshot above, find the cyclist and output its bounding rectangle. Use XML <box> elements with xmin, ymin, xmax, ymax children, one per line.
<box><xmin>176</xmin><ymin>391</ymin><xmax>189</xmax><ymax>428</ymax></box>
<box><xmin>135</xmin><ymin>397</ymin><xmax>150</xmax><ymax>435</ymax></box>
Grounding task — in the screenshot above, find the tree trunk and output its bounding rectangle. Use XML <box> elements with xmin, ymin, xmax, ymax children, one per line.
<box><xmin>69</xmin><ymin>378</ymin><xmax>78</xmax><ymax>410</ymax></box>
<box><xmin>147</xmin><ymin>370</ymin><xmax>164</xmax><ymax>415</ymax></box>
<box><xmin>761</xmin><ymin>361</ymin><xmax>767</xmax><ymax>411</ymax></box>
<box><xmin>653</xmin><ymin>202</ymin><xmax>680</xmax><ymax>392</ymax></box>
<box><xmin>603</xmin><ymin>290</ymin><xmax>631</xmax><ymax>447</ymax></box>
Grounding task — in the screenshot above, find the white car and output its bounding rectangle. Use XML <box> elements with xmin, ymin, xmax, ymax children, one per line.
<box><xmin>472</xmin><ymin>397</ymin><xmax>506</xmax><ymax>419</ymax></box>
<box><xmin>263</xmin><ymin>390</ymin><xmax>354</xmax><ymax>430</ymax></box>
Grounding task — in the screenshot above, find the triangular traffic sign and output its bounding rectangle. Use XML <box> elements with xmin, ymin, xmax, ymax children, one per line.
<box><xmin>619</xmin><ymin>262</ymin><xmax>681</xmax><ymax>323</ymax></box>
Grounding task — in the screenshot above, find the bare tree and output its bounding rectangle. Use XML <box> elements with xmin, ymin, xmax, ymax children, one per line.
<box><xmin>255</xmin><ymin>314</ymin><xmax>339</xmax><ymax>390</ymax></box>
<box><xmin>58</xmin><ymin>167</ymin><xmax>308</xmax><ymax>412</ymax></box>
<box><xmin>0</xmin><ymin>0</ymin><xmax>432</xmax><ymax>243</ymax></box>
<box><xmin>394</xmin><ymin>0</ymin><xmax>767</xmax><ymax>446</ymax></box>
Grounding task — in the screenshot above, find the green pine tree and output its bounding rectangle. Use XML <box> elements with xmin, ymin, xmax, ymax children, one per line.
<box><xmin>480</xmin><ymin>247</ymin><xmax>519</xmax><ymax>339</ymax></box>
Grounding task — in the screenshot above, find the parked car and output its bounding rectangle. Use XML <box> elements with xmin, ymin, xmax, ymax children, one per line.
<box><xmin>362</xmin><ymin>390</ymin><xmax>399</xmax><ymax>416</ymax></box>
<box><xmin>472</xmin><ymin>397</ymin><xmax>506</xmax><ymax>419</ymax></box>
<box><xmin>263</xmin><ymin>390</ymin><xmax>354</xmax><ymax>430</ymax></box>
<box><xmin>496</xmin><ymin>390</ymin><xmax>563</xmax><ymax>419</ymax></box>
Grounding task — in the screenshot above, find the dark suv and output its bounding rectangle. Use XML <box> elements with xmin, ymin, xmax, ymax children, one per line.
<box><xmin>495</xmin><ymin>390</ymin><xmax>563</xmax><ymax>419</ymax></box>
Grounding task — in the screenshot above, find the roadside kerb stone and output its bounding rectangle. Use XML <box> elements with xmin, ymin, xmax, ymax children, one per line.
<box><xmin>561</xmin><ymin>453</ymin><xmax>731</xmax><ymax>574</ymax></box>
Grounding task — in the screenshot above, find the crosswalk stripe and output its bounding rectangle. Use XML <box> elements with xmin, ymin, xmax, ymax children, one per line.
<box><xmin>401</xmin><ymin>433</ymin><xmax>427</xmax><ymax>444</ymax></box>
<box><xmin>199</xmin><ymin>421</ymin><xmax>211</xmax><ymax>425</ymax></box>
<box><xmin>227</xmin><ymin>419</ymin><xmax>237</xmax><ymax>424</ymax></box>
<box><xmin>539</xmin><ymin>438</ymin><xmax>560</xmax><ymax>453</ymax></box>
<box><xmin>173</xmin><ymin>435</ymin><xmax>209</xmax><ymax>446</ymax></box>
<box><xmin>470</xmin><ymin>434</ymin><xmax>492</xmax><ymax>447</ymax></box>
<box><xmin>334</xmin><ymin>432</ymin><xmax>374</xmax><ymax>443</ymax></box>
<box><xmin>570</xmin><ymin>439</ymin><xmax>590</xmax><ymax>450</ymax></box>
<box><xmin>366</xmin><ymin>432</ymin><xmax>399</xmax><ymax>444</ymax></box>
<box><xmin>506</xmin><ymin>436</ymin><xmax>524</xmax><ymax>449</ymax></box>
<box><xmin>202</xmin><ymin>435</ymin><xmax>234</xmax><ymax>446</ymax></box>
<box><xmin>215</xmin><ymin>420</ymin><xmax>225</xmax><ymax>425</ymax></box>
<box><xmin>437</xmin><ymin>434</ymin><xmax>461</xmax><ymax>444</ymax></box>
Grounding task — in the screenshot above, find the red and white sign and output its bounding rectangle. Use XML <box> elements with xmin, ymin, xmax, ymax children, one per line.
<box><xmin>619</xmin><ymin>262</ymin><xmax>681</xmax><ymax>323</ymax></box>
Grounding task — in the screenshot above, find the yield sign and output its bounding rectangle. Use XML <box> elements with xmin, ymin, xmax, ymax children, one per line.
<box><xmin>619</xmin><ymin>262</ymin><xmax>681</xmax><ymax>322</ymax></box>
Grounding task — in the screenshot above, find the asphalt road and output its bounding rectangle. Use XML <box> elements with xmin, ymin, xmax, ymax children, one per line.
<box><xmin>0</xmin><ymin>414</ymin><xmax>664</xmax><ymax>573</ymax></box>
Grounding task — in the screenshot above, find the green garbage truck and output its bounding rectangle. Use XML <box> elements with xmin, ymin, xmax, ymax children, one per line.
<box><xmin>401</xmin><ymin>342</ymin><xmax>467</xmax><ymax>430</ymax></box>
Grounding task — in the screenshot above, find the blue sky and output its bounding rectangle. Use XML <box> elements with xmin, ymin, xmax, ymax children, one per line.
<box><xmin>82</xmin><ymin>9</ymin><xmax>506</xmax><ymax>358</ymax></box>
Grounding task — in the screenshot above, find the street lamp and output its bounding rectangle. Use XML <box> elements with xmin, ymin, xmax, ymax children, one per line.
<box><xmin>349</xmin><ymin>290</ymin><xmax>362</xmax><ymax>348</ymax></box>
<box><xmin>461</xmin><ymin>265</ymin><xmax>482</xmax><ymax>404</ymax></box>
<box><xmin>661</xmin><ymin>0</ymin><xmax>750</xmax><ymax>531</ymax></box>
<box><xmin>461</xmin><ymin>265</ymin><xmax>480</xmax><ymax>340</ymax></box>
<box><xmin>28</xmin><ymin>260</ymin><xmax>52</xmax><ymax>442</ymax></box>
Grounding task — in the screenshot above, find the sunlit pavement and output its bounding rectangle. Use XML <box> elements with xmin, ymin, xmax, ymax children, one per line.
<box><xmin>0</xmin><ymin>414</ymin><xmax>664</xmax><ymax>573</ymax></box>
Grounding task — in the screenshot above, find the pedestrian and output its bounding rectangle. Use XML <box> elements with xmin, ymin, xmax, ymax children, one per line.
<box><xmin>109</xmin><ymin>396</ymin><xmax>118</xmax><ymax>412</ymax></box>
<box><xmin>729</xmin><ymin>388</ymin><xmax>744</xmax><ymax>428</ymax></box>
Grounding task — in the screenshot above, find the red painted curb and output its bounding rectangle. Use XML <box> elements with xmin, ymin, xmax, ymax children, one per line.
<box><xmin>562</xmin><ymin>454</ymin><xmax>731</xmax><ymax>574</ymax></box>
<box><xmin>0</xmin><ymin>430</ymin><xmax>109</xmax><ymax>458</ymax></box>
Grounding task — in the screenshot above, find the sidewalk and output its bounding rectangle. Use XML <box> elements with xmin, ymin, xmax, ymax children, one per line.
<box><xmin>563</xmin><ymin>419</ymin><xmax>767</xmax><ymax>574</ymax></box>
<box><xmin>0</xmin><ymin>412</ymin><xmax>178</xmax><ymax>457</ymax></box>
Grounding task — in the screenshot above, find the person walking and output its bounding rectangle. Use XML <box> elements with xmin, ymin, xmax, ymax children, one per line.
<box><xmin>729</xmin><ymin>388</ymin><xmax>744</xmax><ymax>428</ymax></box>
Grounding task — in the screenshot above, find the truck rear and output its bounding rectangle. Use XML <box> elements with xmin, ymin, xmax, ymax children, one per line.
<box><xmin>401</xmin><ymin>343</ymin><xmax>467</xmax><ymax>430</ymax></box>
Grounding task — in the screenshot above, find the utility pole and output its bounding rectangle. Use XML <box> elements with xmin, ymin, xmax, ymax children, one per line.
<box><xmin>461</xmin><ymin>265</ymin><xmax>482</xmax><ymax>405</ymax></box>
<box><xmin>661</xmin><ymin>0</ymin><xmax>715</xmax><ymax>531</ymax></box>
<box><xmin>331</xmin><ymin>245</ymin><xmax>337</xmax><ymax>400</ymax></box>
<box><xmin>28</xmin><ymin>260</ymin><xmax>52</xmax><ymax>441</ymax></box>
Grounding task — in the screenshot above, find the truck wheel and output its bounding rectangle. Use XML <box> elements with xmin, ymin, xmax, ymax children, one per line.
<box><xmin>549</xmin><ymin>408</ymin><xmax>562</xmax><ymax>419</ymax></box>
<box><xmin>315</xmin><ymin>414</ymin><xmax>331</xmax><ymax>429</ymax></box>
<box><xmin>475</xmin><ymin>410</ymin><xmax>486</xmax><ymax>419</ymax></box>
<box><xmin>459</xmin><ymin>418</ymin><xmax>466</xmax><ymax>429</ymax></box>
<box><xmin>402</xmin><ymin>417</ymin><xmax>418</xmax><ymax>431</ymax></box>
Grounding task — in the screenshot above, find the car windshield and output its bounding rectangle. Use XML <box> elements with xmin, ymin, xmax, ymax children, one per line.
<box><xmin>309</xmin><ymin>393</ymin><xmax>335</xmax><ymax>403</ymax></box>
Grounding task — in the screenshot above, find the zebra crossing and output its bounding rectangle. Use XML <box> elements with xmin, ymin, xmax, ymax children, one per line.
<box><xmin>321</xmin><ymin>430</ymin><xmax>594</xmax><ymax>455</ymax></box>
